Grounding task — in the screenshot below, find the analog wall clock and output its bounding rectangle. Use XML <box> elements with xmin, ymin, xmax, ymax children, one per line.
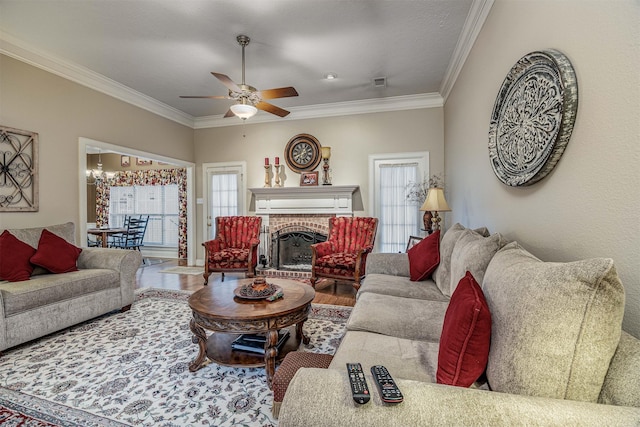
<box><xmin>284</xmin><ymin>134</ymin><xmax>322</xmax><ymax>173</ymax></box>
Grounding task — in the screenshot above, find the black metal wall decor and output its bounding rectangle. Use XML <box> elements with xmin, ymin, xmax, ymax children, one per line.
<box><xmin>488</xmin><ymin>49</ymin><xmax>578</xmax><ymax>187</ymax></box>
<box><xmin>0</xmin><ymin>126</ymin><xmax>39</xmax><ymax>211</ymax></box>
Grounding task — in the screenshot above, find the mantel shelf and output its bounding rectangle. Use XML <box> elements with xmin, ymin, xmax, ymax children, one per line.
<box><xmin>250</xmin><ymin>185</ymin><xmax>359</xmax><ymax>215</ymax></box>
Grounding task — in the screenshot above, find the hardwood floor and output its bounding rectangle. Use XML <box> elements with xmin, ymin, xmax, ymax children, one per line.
<box><xmin>136</xmin><ymin>258</ymin><xmax>356</xmax><ymax>307</ymax></box>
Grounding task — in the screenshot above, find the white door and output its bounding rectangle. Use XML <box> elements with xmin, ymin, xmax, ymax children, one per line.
<box><xmin>203</xmin><ymin>162</ymin><xmax>246</xmax><ymax>240</ymax></box>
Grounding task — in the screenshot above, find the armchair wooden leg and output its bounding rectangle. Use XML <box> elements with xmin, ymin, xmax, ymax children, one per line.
<box><xmin>221</xmin><ymin>272</ymin><xmax>225</xmax><ymax>282</ymax></box>
<box><xmin>203</xmin><ymin>272</ymin><xmax>211</xmax><ymax>286</ymax></box>
<box><xmin>309</xmin><ymin>276</ymin><xmax>317</xmax><ymax>288</ymax></box>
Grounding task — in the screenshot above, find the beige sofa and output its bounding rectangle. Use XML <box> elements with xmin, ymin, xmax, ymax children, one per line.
<box><xmin>0</xmin><ymin>222</ymin><xmax>142</xmax><ymax>353</ymax></box>
<box><xmin>279</xmin><ymin>224</ymin><xmax>640</xmax><ymax>426</ymax></box>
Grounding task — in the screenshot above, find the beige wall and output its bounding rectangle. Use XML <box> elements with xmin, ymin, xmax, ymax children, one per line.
<box><xmin>0</xmin><ymin>54</ymin><xmax>194</xmax><ymax>232</ymax></box>
<box><xmin>194</xmin><ymin>109</ymin><xmax>444</xmax><ymax>253</ymax></box>
<box><xmin>444</xmin><ymin>1</ymin><xmax>640</xmax><ymax>336</ymax></box>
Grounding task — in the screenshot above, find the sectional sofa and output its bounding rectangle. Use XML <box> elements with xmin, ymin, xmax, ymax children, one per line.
<box><xmin>0</xmin><ymin>222</ymin><xmax>142</xmax><ymax>353</ymax></box>
<box><xmin>279</xmin><ymin>223</ymin><xmax>640</xmax><ymax>425</ymax></box>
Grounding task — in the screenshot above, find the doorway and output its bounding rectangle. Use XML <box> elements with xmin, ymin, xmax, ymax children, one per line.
<box><xmin>78</xmin><ymin>137</ymin><xmax>196</xmax><ymax>266</ymax></box>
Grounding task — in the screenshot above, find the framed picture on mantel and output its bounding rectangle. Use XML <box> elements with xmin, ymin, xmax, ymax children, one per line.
<box><xmin>300</xmin><ymin>171</ymin><xmax>319</xmax><ymax>186</ymax></box>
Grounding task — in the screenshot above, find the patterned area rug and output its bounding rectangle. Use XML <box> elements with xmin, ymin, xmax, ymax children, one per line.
<box><xmin>0</xmin><ymin>288</ymin><xmax>351</xmax><ymax>426</ymax></box>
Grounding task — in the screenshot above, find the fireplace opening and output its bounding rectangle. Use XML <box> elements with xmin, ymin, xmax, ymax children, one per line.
<box><xmin>271</xmin><ymin>226</ymin><xmax>327</xmax><ymax>271</ymax></box>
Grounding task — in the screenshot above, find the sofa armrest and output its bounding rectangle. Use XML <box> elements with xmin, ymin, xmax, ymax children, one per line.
<box><xmin>77</xmin><ymin>248</ymin><xmax>142</xmax><ymax>306</ymax></box>
<box><xmin>279</xmin><ymin>369</ymin><xmax>640</xmax><ymax>426</ymax></box>
<box><xmin>364</xmin><ymin>253</ymin><xmax>410</xmax><ymax>277</ymax></box>
<box><xmin>599</xmin><ymin>331</ymin><xmax>640</xmax><ymax>407</ymax></box>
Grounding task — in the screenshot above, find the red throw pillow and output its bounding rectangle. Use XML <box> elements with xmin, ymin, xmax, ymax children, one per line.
<box><xmin>0</xmin><ymin>230</ymin><xmax>37</xmax><ymax>282</ymax></box>
<box><xmin>437</xmin><ymin>271</ymin><xmax>491</xmax><ymax>387</ymax></box>
<box><xmin>30</xmin><ymin>229</ymin><xmax>82</xmax><ymax>273</ymax></box>
<box><xmin>408</xmin><ymin>230</ymin><xmax>440</xmax><ymax>281</ymax></box>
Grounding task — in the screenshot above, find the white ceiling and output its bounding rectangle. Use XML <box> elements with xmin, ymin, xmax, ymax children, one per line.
<box><xmin>0</xmin><ymin>0</ymin><xmax>491</xmax><ymax>127</ymax></box>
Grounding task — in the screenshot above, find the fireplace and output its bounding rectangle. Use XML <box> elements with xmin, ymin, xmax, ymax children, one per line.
<box><xmin>249</xmin><ymin>185</ymin><xmax>359</xmax><ymax>276</ymax></box>
<box><xmin>271</xmin><ymin>226</ymin><xmax>327</xmax><ymax>271</ymax></box>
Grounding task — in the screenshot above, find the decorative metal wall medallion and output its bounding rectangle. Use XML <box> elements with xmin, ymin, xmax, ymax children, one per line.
<box><xmin>488</xmin><ymin>49</ymin><xmax>578</xmax><ymax>186</ymax></box>
<box><xmin>0</xmin><ymin>126</ymin><xmax>39</xmax><ymax>211</ymax></box>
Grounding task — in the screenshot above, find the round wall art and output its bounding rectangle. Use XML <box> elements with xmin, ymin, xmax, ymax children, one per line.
<box><xmin>488</xmin><ymin>49</ymin><xmax>578</xmax><ymax>186</ymax></box>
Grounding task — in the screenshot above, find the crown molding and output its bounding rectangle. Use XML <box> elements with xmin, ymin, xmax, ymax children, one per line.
<box><xmin>3</xmin><ymin>14</ymin><xmax>478</xmax><ymax>130</ymax></box>
<box><xmin>440</xmin><ymin>0</ymin><xmax>494</xmax><ymax>102</ymax></box>
<box><xmin>0</xmin><ymin>31</ymin><xmax>195</xmax><ymax>128</ymax></box>
<box><xmin>193</xmin><ymin>93</ymin><xmax>443</xmax><ymax>129</ymax></box>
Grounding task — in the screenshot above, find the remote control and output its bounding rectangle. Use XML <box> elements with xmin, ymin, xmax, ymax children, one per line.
<box><xmin>346</xmin><ymin>363</ymin><xmax>370</xmax><ymax>404</ymax></box>
<box><xmin>370</xmin><ymin>365</ymin><xmax>403</xmax><ymax>403</ymax></box>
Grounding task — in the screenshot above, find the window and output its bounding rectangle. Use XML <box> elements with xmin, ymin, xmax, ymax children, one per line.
<box><xmin>109</xmin><ymin>185</ymin><xmax>179</xmax><ymax>247</ymax></box>
<box><xmin>370</xmin><ymin>152</ymin><xmax>428</xmax><ymax>253</ymax></box>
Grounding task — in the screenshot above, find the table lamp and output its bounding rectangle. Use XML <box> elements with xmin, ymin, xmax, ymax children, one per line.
<box><xmin>420</xmin><ymin>188</ymin><xmax>451</xmax><ymax>231</ymax></box>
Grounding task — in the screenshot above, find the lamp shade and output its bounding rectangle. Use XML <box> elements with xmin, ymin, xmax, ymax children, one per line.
<box><xmin>420</xmin><ymin>188</ymin><xmax>451</xmax><ymax>212</ymax></box>
<box><xmin>321</xmin><ymin>146</ymin><xmax>331</xmax><ymax>159</ymax></box>
<box><xmin>230</xmin><ymin>103</ymin><xmax>258</xmax><ymax>120</ymax></box>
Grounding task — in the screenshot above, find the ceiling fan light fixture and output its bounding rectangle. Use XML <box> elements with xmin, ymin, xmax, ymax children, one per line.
<box><xmin>230</xmin><ymin>103</ymin><xmax>258</xmax><ymax>120</ymax></box>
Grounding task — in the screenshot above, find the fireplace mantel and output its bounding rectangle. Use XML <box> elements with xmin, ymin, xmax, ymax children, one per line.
<box><xmin>250</xmin><ymin>185</ymin><xmax>358</xmax><ymax>215</ymax></box>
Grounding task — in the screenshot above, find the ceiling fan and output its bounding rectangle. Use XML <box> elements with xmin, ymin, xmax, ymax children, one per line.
<box><xmin>180</xmin><ymin>35</ymin><xmax>298</xmax><ymax>120</ymax></box>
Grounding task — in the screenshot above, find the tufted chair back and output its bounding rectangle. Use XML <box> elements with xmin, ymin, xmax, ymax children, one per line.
<box><xmin>327</xmin><ymin>217</ymin><xmax>378</xmax><ymax>253</ymax></box>
<box><xmin>215</xmin><ymin>216</ymin><xmax>262</xmax><ymax>249</ymax></box>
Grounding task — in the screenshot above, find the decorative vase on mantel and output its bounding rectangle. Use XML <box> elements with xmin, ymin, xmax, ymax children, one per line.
<box><xmin>423</xmin><ymin>211</ymin><xmax>433</xmax><ymax>234</ymax></box>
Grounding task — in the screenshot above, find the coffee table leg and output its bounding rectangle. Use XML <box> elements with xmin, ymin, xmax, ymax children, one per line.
<box><xmin>296</xmin><ymin>321</ymin><xmax>310</xmax><ymax>345</ymax></box>
<box><xmin>264</xmin><ymin>329</ymin><xmax>279</xmax><ymax>389</ymax></box>
<box><xmin>189</xmin><ymin>318</ymin><xmax>208</xmax><ymax>372</ymax></box>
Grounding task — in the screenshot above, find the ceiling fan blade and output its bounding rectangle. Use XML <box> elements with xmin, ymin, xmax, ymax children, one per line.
<box><xmin>179</xmin><ymin>95</ymin><xmax>231</xmax><ymax>99</ymax></box>
<box><xmin>212</xmin><ymin>72</ymin><xmax>242</xmax><ymax>92</ymax></box>
<box><xmin>223</xmin><ymin>109</ymin><xmax>236</xmax><ymax>118</ymax></box>
<box><xmin>256</xmin><ymin>101</ymin><xmax>290</xmax><ymax>117</ymax></box>
<box><xmin>259</xmin><ymin>87</ymin><xmax>299</xmax><ymax>100</ymax></box>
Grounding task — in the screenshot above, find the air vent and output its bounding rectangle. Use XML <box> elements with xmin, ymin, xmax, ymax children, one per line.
<box><xmin>372</xmin><ymin>77</ymin><xmax>387</xmax><ymax>88</ymax></box>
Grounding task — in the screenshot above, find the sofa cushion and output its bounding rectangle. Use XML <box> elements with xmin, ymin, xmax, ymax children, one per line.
<box><xmin>447</xmin><ymin>231</ymin><xmax>504</xmax><ymax>297</ymax></box>
<box><xmin>437</xmin><ymin>272</ymin><xmax>491</xmax><ymax>387</ymax></box>
<box><xmin>30</xmin><ymin>229</ymin><xmax>82</xmax><ymax>274</ymax></box>
<box><xmin>358</xmin><ymin>273</ymin><xmax>449</xmax><ymax>301</ymax></box>
<box><xmin>482</xmin><ymin>242</ymin><xmax>625</xmax><ymax>403</ymax></box>
<box><xmin>347</xmin><ymin>292</ymin><xmax>448</xmax><ymax>342</ymax></box>
<box><xmin>433</xmin><ymin>224</ymin><xmax>489</xmax><ymax>296</ymax></box>
<box><xmin>329</xmin><ymin>330</ymin><xmax>440</xmax><ymax>383</ymax></box>
<box><xmin>0</xmin><ymin>231</ymin><xmax>37</xmax><ymax>282</ymax></box>
<box><xmin>0</xmin><ymin>269</ymin><xmax>120</xmax><ymax>316</ymax></box>
<box><xmin>408</xmin><ymin>230</ymin><xmax>440</xmax><ymax>281</ymax></box>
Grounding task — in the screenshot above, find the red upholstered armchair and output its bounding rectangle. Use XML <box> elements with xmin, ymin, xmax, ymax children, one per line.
<box><xmin>202</xmin><ymin>216</ymin><xmax>262</xmax><ymax>285</ymax></box>
<box><xmin>309</xmin><ymin>217</ymin><xmax>378</xmax><ymax>291</ymax></box>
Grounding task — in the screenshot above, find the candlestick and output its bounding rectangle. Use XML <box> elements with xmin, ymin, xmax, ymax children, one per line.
<box><xmin>264</xmin><ymin>157</ymin><xmax>269</xmax><ymax>166</ymax></box>
<box><xmin>274</xmin><ymin>164</ymin><xmax>282</xmax><ymax>187</ymax></box>
<box><xmin>264</xmin><ymin>164</ymin><xmax>271</xmax><ymax>187</ymax></box>
<box><xmin>275</xmin><ymin>156</ymin><xmax>280</xmax><ymax>166</ymax></box>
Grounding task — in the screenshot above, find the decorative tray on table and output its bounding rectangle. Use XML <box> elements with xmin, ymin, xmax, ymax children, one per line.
<box><xmin>234</xmin><ymin>278</ymin><xmax>282</xmax><ymax>300</ymax></box>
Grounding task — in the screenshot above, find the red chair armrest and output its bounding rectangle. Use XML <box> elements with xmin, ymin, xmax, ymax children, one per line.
<box><xmin>203</xmin><ymin>239</ymin><xmax>223</xmax><ymax>254</ymax></box>
<box><xmin>248</xmin><ymin>238</ymin><xmax>261</xmax><ymax>248</ymax></box>
<box><xmin>312</xmin><ymin>241</ymin><xmax>334</xmax><ymax>258</ymax></box>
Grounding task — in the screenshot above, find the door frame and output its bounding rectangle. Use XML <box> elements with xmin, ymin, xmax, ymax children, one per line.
<box><xmin>78</xmin><ymin>137</ymin><xmax>196</xmax><ymax>266</ymax></box>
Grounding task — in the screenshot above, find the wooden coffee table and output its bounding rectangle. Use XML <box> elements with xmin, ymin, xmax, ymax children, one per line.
<box><xmin>188</xmin><ymin>277</ymin><xmax>315</xmax><ymax>388</ymax></box>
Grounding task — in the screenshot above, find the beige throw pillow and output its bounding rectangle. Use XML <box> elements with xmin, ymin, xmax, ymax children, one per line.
<box><xmin>433</xmin><ymin>224</ymin><xmax>490</xmax><ymax>296</ymax></box>
<box><xmin>482</xmin><ymin>242</ymin><xmax>624</xmax><ymax>403</ymax></box>
<box><xmin>448</xmin><ymin>231</ymin><xmax>504</xmax><ymax>297</ymax></box>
